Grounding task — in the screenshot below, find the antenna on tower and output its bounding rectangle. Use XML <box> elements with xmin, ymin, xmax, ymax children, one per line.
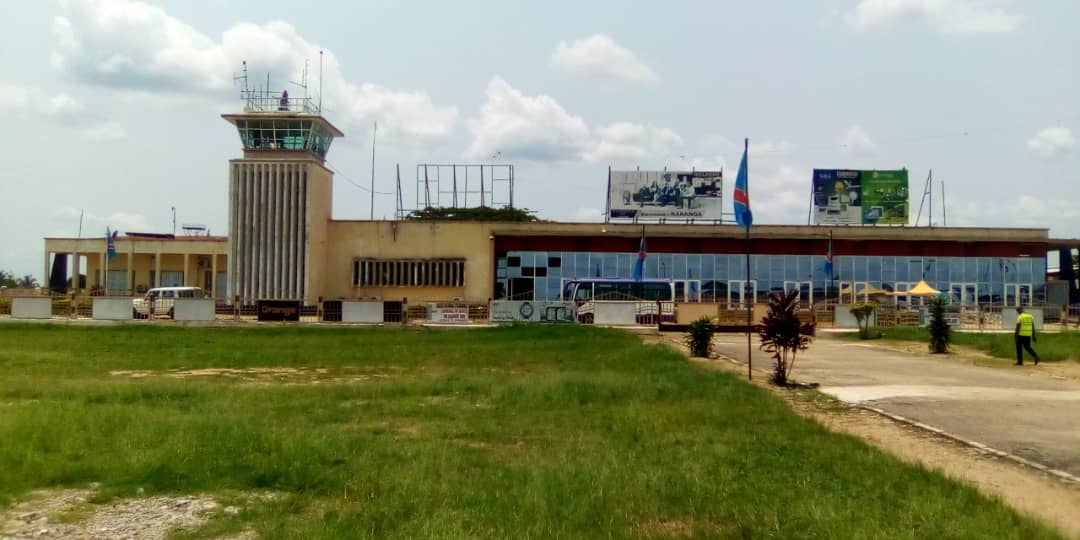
<box><xmin>290</xmin><ymin>60</ymin><xmax>310</xmax><ymax>112</ymax></box>
<box><xmin>233</xmin><ymin>61</ymin><xmax>252</xmax><ymax>110</ymax></box>
<box><xmin>318</xmin><ymin>50</ymin><xmax>324</xmax><ymax>113</ymax></box>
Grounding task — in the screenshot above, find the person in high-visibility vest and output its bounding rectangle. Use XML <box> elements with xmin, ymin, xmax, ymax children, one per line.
<box><xmin>1014</xmin><ymin>307</ymin><xmax>1039</xmax><ymax>366</ymax></box>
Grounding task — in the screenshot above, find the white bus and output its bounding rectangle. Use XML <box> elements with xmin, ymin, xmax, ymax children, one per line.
<box><xmin>561</xmin><ymin>278</ymin><xmax>676</xmax><ymax>324</ymax></box>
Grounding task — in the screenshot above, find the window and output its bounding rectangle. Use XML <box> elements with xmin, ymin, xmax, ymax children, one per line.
<box><xmin>548</xmin><ymin>256</ymin><xmax>561</xmax><ymax>268</ymax></box>
<box><xmin>353</xmin><ymin>258</ymin><xmax>466</xmax><ymax>287</ymax></box>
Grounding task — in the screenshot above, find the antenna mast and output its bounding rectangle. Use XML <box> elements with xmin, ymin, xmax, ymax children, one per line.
<box><xmin>318</xmin><ymin>50</ymin><xmax>324</xmax><ymax>113</ymax></box>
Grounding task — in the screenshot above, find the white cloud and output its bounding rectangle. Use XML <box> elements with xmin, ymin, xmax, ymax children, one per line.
<box><xmin>551</xmin><ymin>34</ymin><xmax>657</xmax><ymax>84</ymax></box>
<box><xmin>572</xmin><ymin>207</ymin><xmax>605</xmax><ymax>222</ymax></box>
<box><xmin>839</xmin><ymin>125</ymin><xmax>876</xmax><ymax>155</ymax></box>
<box><xmin>466</xmin><ymin>76</ymin><xmax>590</xmax><ymax>161</ymax></box>
<box><xmin>51</xmin><ymin>0</ymin><xmax>458</xmax><ymax>146</ymax></box>
<box><xmin>846</xmin><ymin>0</ymin><xmax>1020</xmax><ymax>36</ymax></box>
<box><xmin>466</xmin><ymin>77</ymin><xmax>680</xmax><ymax>164</ymax></box>
<box><xmin>0</xmin><ymin>82</ymin><xmax>126</xmax><ymax>142</ymax></box>
<box><xmin>1026</xmin><ymin>127</ymin><xmax>1075</xmax><ymax>158</ymax></box>
<box><xmin>584</xmin><ymin>122</ymin><xmax>683</xmax><ymax>163</ymax></box>
<box><xmin>951</xmin><ymin>195</ymin><xmax>1080</xmax><ymax>229</ymax></box>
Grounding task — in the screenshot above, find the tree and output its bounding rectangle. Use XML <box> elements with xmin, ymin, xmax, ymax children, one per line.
<box><xmin>758</xmin><ymin>289</ymin><xmax>814</xmax><ymax>386</ymax></box>
<box><xmin>406</xmin><ymin>206</ymin><xmax>542</xmax><ymax>222</ymax></box>
<box><xmin>0</xmin><ymin>270</ymin><xmax>16</xmax><ymax>288</ymax></box>
<box><xmin>927</xmin><ymin>296</ymin><xmax>950</xmax><ymax>353</ymax></box>
<box><xmin>850</xmin><ymin>302</ymin><xmax>877</xmax><ymax>339</ymax></box>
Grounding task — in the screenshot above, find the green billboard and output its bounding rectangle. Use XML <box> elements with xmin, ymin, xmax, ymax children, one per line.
<box><xmin>859</xmin><ymin>169</ymin><xmax>908</xmax><ymax>225</ymax></box>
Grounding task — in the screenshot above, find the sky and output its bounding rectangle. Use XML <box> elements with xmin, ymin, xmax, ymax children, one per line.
<box><xmin>1</xmin><ymin>0</ymin><xmax>1078</xmax><ymax>280</ymax></box>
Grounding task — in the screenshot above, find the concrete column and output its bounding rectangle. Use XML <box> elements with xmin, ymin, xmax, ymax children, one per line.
<box><xmin>72</xmin><ymin>251</ymin><xmax>81</xmax><ymax>294</ymax></box>
<box><xmin>183</xmin><ymin>253</ymin><xmax>190</xmax><ymax>286</ymax></box>
<box><xmin>127</xmin><ymin>241</ymin><xmax>134</xmax><ymax>292</ymax></box>
<box><xmin>154</xmin><ymin>251</ymin><xmax>161</xmax><ymax>287</ymax></box>
<box><xmin>43</xmin><ymin>251</ymin><xmax>50</xmax><ymax>291</ymax></box>
<box><xmin>211</xmin><ymin>253</ymin><xmax>218</xmax><ymax>299</ymax></box>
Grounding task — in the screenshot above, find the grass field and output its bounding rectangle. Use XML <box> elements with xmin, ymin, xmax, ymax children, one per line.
<box><xmin>854</xmin><ymin>326</ymin><xmax>1080</xmax><ymax>363</ymax></box>
<box><xmin>0</xmin><ymin>323</ymin><xmax>1064</xmax><ymax>539</ymax></box>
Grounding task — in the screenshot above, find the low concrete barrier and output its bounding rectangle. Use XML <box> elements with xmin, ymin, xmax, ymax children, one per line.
<box><xmin>92</xmin><ymin>297</ymin><xmax>133</xmax><ymax>320</ymax></box>
<box><xmin>489</xmin><ymin>300</ymin><xmax>575</xmax><ymax>322</ymax></box>
<box><xmin>835</xmin><ymin>306</ymin><xmax>875</xmax><ymax>329</ymax></box>
<box><xmin>11</xmin><ymin>297</ymin><xmax>52</xmax><ymax>319</ymax></box>
<box><xmin>174</xmin><ymin>299</ymin><xmax>215</xmax><ymax>321</ymax></box>
<box><xmin>1001</xmin><ymin>308</ymin><xmax>1044</xmax><ymax>331</ymax></box>
<box><xmin>342</xmin><ymin>301</ymin><xmax>384</xmax><ymax>323</ymax></box>
<box><xmin>676</xmin><ymin>303</ymin><xmax>719</xmax><ymax>324</ymax></box>
<box><xmin>593</xmin><ymin>302</ymin><xmax>639</xmax><ymax>325</ymax></box>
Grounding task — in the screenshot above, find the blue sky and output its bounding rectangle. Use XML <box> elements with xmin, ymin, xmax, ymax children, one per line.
<box><xmin>1</xmin><ymin>0</ymin><xmax>1078</xmax><ymax>280</ymax></box>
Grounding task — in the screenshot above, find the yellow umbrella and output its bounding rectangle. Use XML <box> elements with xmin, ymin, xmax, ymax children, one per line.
<box><xmin>857</xmin><ymin>284</ymin><xmax>892</xmax><ymax>297</ymax></box>
<box><xmin>905</xmin><ymin>280</ymin><xmax>940</xmax><ymax>297</ymax></box>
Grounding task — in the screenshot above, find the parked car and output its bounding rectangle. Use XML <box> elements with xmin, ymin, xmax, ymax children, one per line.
<box><xmin>132</xmin><ymin>286</ymin><xmax>205</xmax><ymax>319</ymax></box>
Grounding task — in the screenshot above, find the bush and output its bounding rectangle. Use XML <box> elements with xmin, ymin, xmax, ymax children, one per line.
<box><xmin>927</xmin><ymin>296</ymin><xmax>950</xmax><ymax>354</ymax></box>
<box><xmin>759</xmin><ymin>290</ymin><xmax>813</xmax><ymax>386</ymax></box>
<box><xmin>685</xmin><ymin>316</ymin><xmax>715</xmax><ymax>357</ymax></box>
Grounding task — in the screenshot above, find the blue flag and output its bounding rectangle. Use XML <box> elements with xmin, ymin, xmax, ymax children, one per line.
<box><xmin>633</xmin><ymin>227</ymin><xmax>646</xmax><ymax>281</ymax></box>
<box><xmin>106</xmin><ymin>228</ymin><xmax>118</xmax><ymax>260</ymax></box>
<box><xmin>733</xmin><ymin>138</ymin><xmax>752</xmax><ymax>229</ymax></box>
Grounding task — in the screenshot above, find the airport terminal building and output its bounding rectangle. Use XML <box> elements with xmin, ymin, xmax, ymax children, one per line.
<box><xmin>41</xmin><ymin>96</ymin><xmax>1074</xmax><ymax>312</ymax></box>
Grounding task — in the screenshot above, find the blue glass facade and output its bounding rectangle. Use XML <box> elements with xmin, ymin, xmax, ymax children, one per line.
<box><xmin>497</xmin><ymin>251</ymin><xmax>1046</xmax><ymax>305</ymax></box>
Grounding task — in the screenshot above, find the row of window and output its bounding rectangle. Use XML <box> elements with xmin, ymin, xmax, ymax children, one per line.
<box><xmin>498</xmin><ymin>252</ymin><xmax>1046</xmax><ymax>285</ymax></box>
<box><xmin>353</xmin><ymin>259</ymin><xmax>466</xmax><ymax>288</ymax></box>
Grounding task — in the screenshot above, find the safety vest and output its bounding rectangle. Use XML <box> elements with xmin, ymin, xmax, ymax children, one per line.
<box><xmin>1017</xmin><ymin>312</ymin><xmax>1034</xmax><ymax>336</ymax></box>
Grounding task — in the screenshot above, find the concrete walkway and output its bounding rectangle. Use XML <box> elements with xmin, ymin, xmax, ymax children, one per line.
<box><xmin>711</xmin><ymin>332</ymin><xmax>1080</xmax><ymax>477</ymax></box>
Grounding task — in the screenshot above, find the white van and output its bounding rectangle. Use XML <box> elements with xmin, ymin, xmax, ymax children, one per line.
<box><xmin>133</xmin><ymin>286</ymin><xmax>205</xmax><ymax>319</ymax></box>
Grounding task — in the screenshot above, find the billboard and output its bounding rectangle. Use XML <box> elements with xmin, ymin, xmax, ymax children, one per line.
<box><xmin>813</xmin><ymin>169</ymin><xmax>908</xmax><ymax>225</ymax></box>
<box><xmin>608</xmin><ymin>170</ymin><xmax>723</xmax><ymax>220</ymax></box>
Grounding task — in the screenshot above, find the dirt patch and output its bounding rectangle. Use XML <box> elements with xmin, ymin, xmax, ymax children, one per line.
<box><xmin>0</xmin><ymin>488</ymin><xmax>227</xmax><ymax>539</ymax></box>
<box><xmin>647</xmin><ymin>335</ymin><xmax>1080</xmax><ymax>538</ymax></box>
<box><xmin>109</xmin><ymin>367</ymin><xmax>404</xmax><ymax>386</ymax></box>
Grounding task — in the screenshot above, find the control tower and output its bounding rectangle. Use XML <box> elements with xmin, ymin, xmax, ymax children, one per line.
<box><xmin>222</xmin><ymin>68</ymin><xmax>344</xmax><ymax>305</ymax></box>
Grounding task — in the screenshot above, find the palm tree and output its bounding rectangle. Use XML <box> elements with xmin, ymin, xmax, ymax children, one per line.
<box><xmin>0</xmin><ymin>270</ymin><xmax>14</xmax><ymax>288</ymax></box>
<box><xmin>16</xmin><ymin>275</ymin><xmax>39</xmax><ymax>288</ymax></box>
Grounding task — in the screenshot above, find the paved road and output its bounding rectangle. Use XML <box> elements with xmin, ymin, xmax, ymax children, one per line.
<box><xmin>712</xmin><ymin>332</ymin><xmax>1080</xmax><ymax>477</ymax></box>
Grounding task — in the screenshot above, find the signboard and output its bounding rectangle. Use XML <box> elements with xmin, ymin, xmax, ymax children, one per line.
<box><xmin>813</xmin><ymin>169</ymin><xmax>908</xmax><ymax>225</ymax></box>
<box><xmin>608</xmin><ymin>170</ymin><xmax>723</xmax><ymax>220</ymax></box>
<box><xmin>428</xmin><ymin>303</ymin><xmax>469</xmax><ymax>323</ymax></box>
<box><xmin>489</xmin><ymin>300</ymin><xmax>576</xmax><ymax>322</ymax></box>
<box><xmin>257</xmin><ymin>300</ymin><xmax>301</xmax><ymax>321</ymax></box>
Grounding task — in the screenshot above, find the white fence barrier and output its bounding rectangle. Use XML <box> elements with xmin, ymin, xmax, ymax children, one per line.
<box><xmin>834</xmin><ymin>306</ymin><xmax>875</xmax><ymax>329</ymax></box>
<box><xmin>11</xmin><ymin>298</ymin><xmax>52</xmax><ymax>319</ymax></box>
<box><xmin>342</xmin><ymin>301</ymin><xmax>384</xmax><ymax>323</ymax></box>
<box><xmin>489</xmin><ymin>301</ymin><xmax>575</xmax><ymax>323</ymax></box>
<box><xmin>92</xmin><ymin>297</ymin><xmax>133</xmax><ymax>320</ymax></box>
<box><xmin>173</xmin><ymin>299</ymin><xmax>215</xmax><ymax>321</ymax></box>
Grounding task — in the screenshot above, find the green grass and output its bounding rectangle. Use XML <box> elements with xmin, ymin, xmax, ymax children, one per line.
<box><xmin>851</xmin><ymin>326</ymin><xmax>1080</xmax><ymax>363</ymax></box>
<box><xmin>0</xmin><ymin>323</ymin><xmax>1064</xmax><ymax>539</ymax></box>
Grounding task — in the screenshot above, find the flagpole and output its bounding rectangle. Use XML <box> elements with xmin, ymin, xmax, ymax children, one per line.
<box><xmin>743</xmin><ymin>138</ymin><xmax>752</xmax><ymax>381</ymax></box>
<box><xmin>746</xmin><ymin>223</ymin><xmax>752</xmax><ymax>381</ymax></box>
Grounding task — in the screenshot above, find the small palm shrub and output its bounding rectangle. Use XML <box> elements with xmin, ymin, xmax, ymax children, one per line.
<box><xmin>850</xmin><ymin>302</ymin><xmax>877</xmax><ymax>339</ymax></box>
<box><xmin>685</xmin><ymin>316</ymin><xmax>715</xmax><ymax>357</ymax></box>
<box><xmin>927</xmin><ymin>296</ymin><xmax>950</xmax><ymax>353</ymax></box>
<box><xmin>759</xmin><ymin>290</ymin><xmax>813</xmax><ymax>386</ymax></box>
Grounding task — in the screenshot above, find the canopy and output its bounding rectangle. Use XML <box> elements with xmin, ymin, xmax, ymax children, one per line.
<box><xmin>905</xmin><ymin>280</ymin><xmax>940</xmax><ymax>297</ymax></box>
<box><xmin>856</xmin><ymin>285</ymin><xmax>892</xmax><ymax>297</ymax></box>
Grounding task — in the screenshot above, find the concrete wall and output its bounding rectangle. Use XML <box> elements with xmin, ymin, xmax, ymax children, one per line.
<box><xmin>835</xmin><ymin>306</ymin><xmax>876</xmax><ymax>329</ymax></box>
<box><xmin>341</xmin><ymin>301</ymin><xmax>384</xmax><ymax>323</ymax></box>
<box><xmin>593</xmin><ymin>302</ymin><xmax>639</xmax><ymax>325</ymax></box>
<box><xmin>92</xmin><ymin>297</ymin><xmax>133</xmax><ymax>320</ymax></box>
<box><xmin>489</xmin><ymin>300</ymin><xmax>575</xmax><ymax>322</ymax></box>
<box><xmin>173</xmin><ymin>299</ymin><xmax>215</xmax><ymax>321</ymax></box>
<box><xmin>11</xmin><ymin>297</ymin><xmax>52</xmax><ymax>319</ymax></box>
<box><xmin>676</xmin><ymin>303</ymin><xmax>719</xmax><ymax>324</ymax></box>
<box><xmin>1001</xmin><ymin>308</ymin><xmax>1044</xmax><ymax>330</ymax></box>
<box><xmin>324</xmin><ymin>221</ymin><xmax>495</xmax><ymax>303</ymax></box>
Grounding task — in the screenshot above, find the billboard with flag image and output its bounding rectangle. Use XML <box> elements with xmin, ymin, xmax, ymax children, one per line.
<box><xmin>608</xmin><ymin>170</ymin><xmax>724</xmax><ymax>220</ymax></box>
<box><xmin>813</xmin><ymin>169</ymin><xmax>908</xmax><ymax>225</ymax></box>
